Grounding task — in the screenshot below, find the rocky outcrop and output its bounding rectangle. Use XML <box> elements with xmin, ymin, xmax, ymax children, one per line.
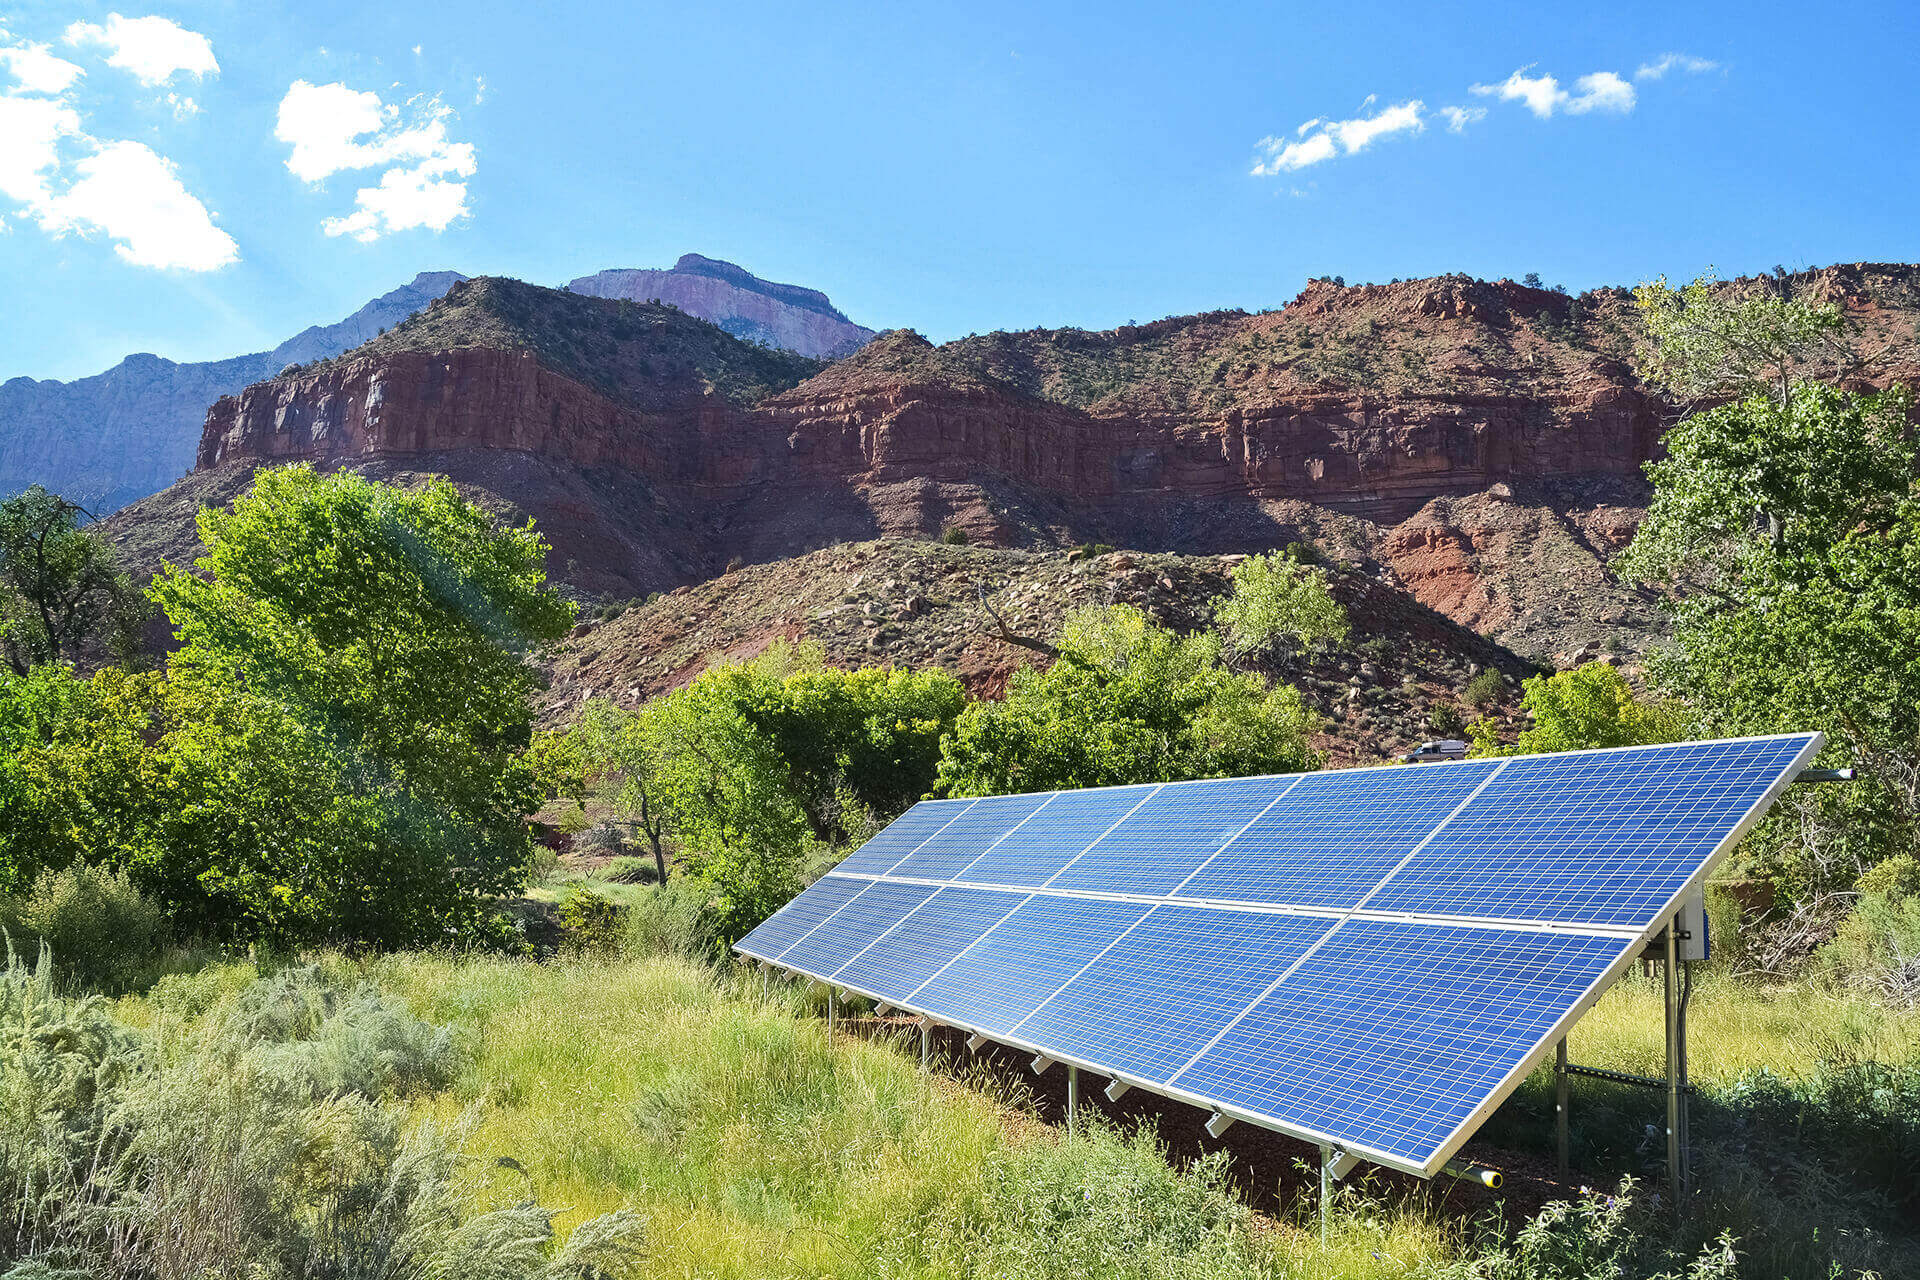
<box><xmin>567</xmin><ymin>254</ymin><xmax>876</xmax><ymax>359</ymax></box>
<box><xmin>112</xmin><ymin>263</ymin><xmax>1920</xmax><ymax>664</ymax></box>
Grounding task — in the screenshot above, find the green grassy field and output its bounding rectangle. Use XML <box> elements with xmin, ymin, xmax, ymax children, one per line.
<box><xmin>100</xmin><ymin>945</ymin><xmax>1915</xmax><ymax>1280</ymax></box>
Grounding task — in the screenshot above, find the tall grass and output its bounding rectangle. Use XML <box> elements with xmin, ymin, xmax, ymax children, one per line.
<box><xmin>373</xmin><ymin>952</ymin><xmax>1466</xmax><ymax>1280</ymax></box>
<box><xmin>22</xmin><ymin>942</ymin><xmax>1908</xmax><ymax>1279</ymax></box>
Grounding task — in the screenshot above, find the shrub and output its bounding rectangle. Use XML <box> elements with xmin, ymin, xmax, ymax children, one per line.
<box><xmin>217</xmin><ymin>963</ymin><xmax>464</xmax><ymax>1099</ymax></box>
<box><xmin>0</xmin><ymin>862</ymin><xmax>165</xmax><ymax>993</ymax></box>
<box><xmin>556</xmin><ymin>884</ymin><xmax>627</xmax><ymax>954</ymax></box>
<box><xmin>1462</xmin><ymin>669</ymin><xmax>1506</xmax><ymax>711</ymax></box>
<box><xmin>1818</xmin><ymin>859</ymin><xmax>1920</xmax><ymax>1005</ymax></box>
<box><xmin>1427</xmin><ymin>1178</ymin><xmax>1738</xmax><ymax>1280</ymax></box>
<box><xmin>1429</xmin><ymin>703</ymin><xmax>1465</xmax><ymax>736</ymax></box>
<box><xmin>0</xmin><ymin>950</ymin><xmax>646</xmax><ymax>1277</ymax></box>
<box><xmin>939</xmin><ymin>524</ymin><xmax>970</xmax><ymax>545</ymax></box>
<box><xmin>622</xmin><ymin>877</ymin><xmax>717</xmax><ymax>959</ymax></box>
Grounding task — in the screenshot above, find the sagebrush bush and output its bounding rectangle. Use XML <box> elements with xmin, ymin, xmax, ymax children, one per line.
<box><xmin>0</xmin><ymin>951</ymin><xmax>645</xmax><ymax>1279</ymax></box>
<box><xmin>1463</xmin><ymin>670</ymin><xmax>1506</xmax><ymax>711</ymax></box>
<box><xmin>0</xmin><ymin>861</ymin><xmax>165</xmax><ymax>993</ymax></box>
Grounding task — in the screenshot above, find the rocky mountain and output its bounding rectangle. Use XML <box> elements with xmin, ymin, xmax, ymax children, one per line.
<box><xmin>4</xmin><ymin>255</ymin><xmax>875</xmax><ymax>515</ymax></box>
<box><xmin>0</xmin><ymin>271</ymin><xmax>468</xmax><ymax>513</ymax></box>
<box><xmin>104</xmin><ymin>263</ymin><xmax>1920</xmax><ymax>678</ymax></box>
<box><xmin>567</xmin><ymin>253</ymin><xmax>876</xmax><ymax>358</ymax></box>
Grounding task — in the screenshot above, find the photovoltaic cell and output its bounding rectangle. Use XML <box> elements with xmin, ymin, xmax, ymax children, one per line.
<box><xmin>1050</xmin><ymin>775</ymin><xmax>1296</xmax><ymax>896</ymax></box>
<box><xmin>832</xmin><ymin>799</ymin><xmax>974</xmax><ymax>876</ymax></box>
<box><xmin>889</xmin><ymin>792</ymin><xmax>1054</xmax><ymax>881</ymax></box>
<box><xmin>959</xmin><ymin>783</ymin><xmax>1159</xmax><ymax>886</ymax></box>
<box><xmin>734</xmin><ymin>873</ymin><xmax>868</xmax><ymax>962</ymax></box>
<box><xmin>1178</xmin><ymin>761</ymin><xmax>1500</xmax><ymax>908</ymax></box>
<box><xmin>909</xmin><ymin>895</ymin><xmax>1152</xmax><ymax>1035</ymax></box>
<box><xmin>1012</xmin><ymin>905</ymin><xmax>1335</xmax><ymax>1084</ymax></box>
<box><xmin>832</xmin><ymin>886</ymin><xmax>1028</xmax><ymax>1004</ymax></box>
<box><xmin>1171</xmin><ymin>920</ymin><xmax>1629</xmax><ymax>1164</ymax></box>
<box><xmin>779</xmin><ymin>880</ymin><xmax>939</xmax><ymax>976</ymax></box>
<box><xmin>1366</xmin><ymin>737</ymin><xmax>1812</xmax><ymax>927</ymax></box>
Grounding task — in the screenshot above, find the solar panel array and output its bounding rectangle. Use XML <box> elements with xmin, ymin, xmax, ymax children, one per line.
<box><xmin>736</xmin><ymin>733</ymin><xmax>1821</xmax><ymax>1176</ymax></box>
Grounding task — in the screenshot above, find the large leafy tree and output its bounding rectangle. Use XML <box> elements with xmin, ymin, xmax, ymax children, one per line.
<box><xmin>1468</xmin><ymin>662</ymin><xmax>1690</xmax><ymax>758</ymax></box>
<box><xmin>935</xmin><ymin>604</ymin><xmax>1322</xmax><ymax>796</ymax></box>
<box><xmin>0</xmin><ymin>486</ymin><xmax>145</xmax><ymax>674</ymax></box>
<box><xmin>1621</xmin><ymin>274</ymin><xmax>1919</xmax><ymax>903</ymax></box>
<box><xmin>574</xmin><ymin>645</ymin><xmax>966</xmax><ymax>943</ymax></box>
<box><xmin>145</xmin><ymin>466</ymin><xmax>576</xmax><ymax>945</ymax></box>
<box><xmin>1214</xmin><ymin>549</ymin><xmax>1349</xmax><ymax>659</ymax></box>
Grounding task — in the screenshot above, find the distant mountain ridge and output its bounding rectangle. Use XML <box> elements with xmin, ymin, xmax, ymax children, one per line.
<box><xmin>566</xmin><ymin>254</ymin><xmax>876</xmax><ymax>358</ymax></box>
<box><xmin>0</xmin><ymin>271</ymin><xmax>470</xmax><ymax>513</ymax></box>
<box><xmin>2</xmin><ymin>256</ymin><xmax>874</xmax><ymax>513</ymax></box>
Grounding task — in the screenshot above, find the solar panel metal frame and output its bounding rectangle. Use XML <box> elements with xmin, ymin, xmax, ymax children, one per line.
<box><xmin>737</xmin><ymin>732</ymin><xmax>1824</xmax><ymax>1178</ymax></box>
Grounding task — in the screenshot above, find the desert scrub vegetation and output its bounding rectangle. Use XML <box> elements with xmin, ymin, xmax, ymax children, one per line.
<box><xmin>0</xmin><ymin>946</ymin><xmax>646</xmax><ymax>1278</ymax></box>
<box><xmin>8</xmin><ymin>932</ymin><xmax>1915</xmax><ymax>1279</ymax></box>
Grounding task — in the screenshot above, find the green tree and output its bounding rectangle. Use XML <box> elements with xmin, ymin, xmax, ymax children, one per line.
<box><xmin>936</xmin><ymin>604</ymin><xmax>1322</xmax><ymax>796</ymax></box>
<box><xmin>572</xmin><ymin>699</ymin><xmax>674</xmax><ymax>885</ymax></box>
<box><xmin>1467</xmin><ymin>662</ymin><xmax>1690</xmax><ymax>757</ymax></box>
<box><xmin>0</xmin><ymin>486</ymin><xmax>145</xmax><ymax>674</ymax></box>
<box><xmin>1213</xmin><ymin>551</ymin><xmax>1349</xmax><ymax>658</ymax></box>
<box><xmin>0</xmin><ymin>663</ymin><xmax>169</xmax><ymax>894</ymax></box>
<box><xmin>1620</xmin><ymin>273</ymin><xmax>1920</xmax><ymax>903</ymax></box>
<box><xmin>145</xmin><ymin>466</ymin><xmax>575</xmax><ymax>946</ymax></box>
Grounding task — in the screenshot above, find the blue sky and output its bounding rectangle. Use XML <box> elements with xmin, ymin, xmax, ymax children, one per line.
<box><xmin>3</xmin><ymin>0</ymin><xmax>1916</xmax><ymax>381</ymax></box>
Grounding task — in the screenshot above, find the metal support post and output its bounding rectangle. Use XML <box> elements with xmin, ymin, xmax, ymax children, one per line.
<box><xmin>1319</xmin><ymin>1145</ymin><xmax>1331</xmax><ymax>1248</ymax></box>
<box><xmin>827</xmin><ymin>985</ymin><xmax>837</xmax><ymax>1042</ymax></box>
<box><xmin>1663</xmin><ymin>919</ymin><xmax>1683</xmax><ymax>1210</ymax></box>
<box><xmin>1678</xmin><ymin>959</ymin><xmax>1693</xmax><ymax>1200</ymax></box>
<box><xmin>1067</xmin><ymin>1065</ymin><xmax>1079</xmax><ymax>1133</ymax></box>
<box><xmin>920</xmin><ymin>1018</ymin><xmax>931</xmax><ymax>1069</ymax></box>
<box><xmin>1555</xmin><ymin>1036</ymin><xmax>1570</xmax><ymax>1175</ymax></box>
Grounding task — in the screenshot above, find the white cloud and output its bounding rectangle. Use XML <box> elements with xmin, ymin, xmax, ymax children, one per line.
<box><xmin>277</xmin><ymin>79</ymin><xmax>477</xmax><ymax>240</ymax></box>
<box><xmin>1567</xmin><ymin>71</ymin><xmax>1635</xmax><ymax>114</ymax></box>
<box><xmin>1252</xmin><ymin>100</ymin><xmax>1424</xmax><ymax>174</ymax></box>
<box><xmin>1637</xmin><ymin>53</ymin><xmax>1718</xmax><ymax>80</ymax></box>
<box><xmin>0</xmin><ymin>34</ymin><xmax>84</xmax><ymax>95</ymax></box>
<box><xmin>473</xmin><ymin>74</ymin><xmax>486</xmax><ymax>105</ymax></box>
<box><xmin>1472</xmin><ymin>65</ymin><xmax>1635</xmax><ymax>117</ymax></box>
<box><xmin>164</xmin><ymin>92</ymin><xmax>199</xmax><ymax>119</ymax></box>
<box><xmin>41</xmin><ymin>140</ymin><xmax>236</xmax><ymax>268</ymax></box>
<box><xmin>0</xmin><ymin>94</ymin><xmax>81</xmax><ymax>209</ymax></box>
<box><xmin>276</xmin><ymin>80</ymin><xmax>392</xmax><ymax>181</ymax></box>
<box><xmin>0</xmin><ymin>26</ymin><xmax>232</xmax><ymax>270</ymax></box>
<box><xmin>64</xmin><ymin>13</ymin><xmax>217</xmax><ymax>86</ymax></box>
<box><xmin>1439</xmin><ymin>104</ymin><xmax>1486</xmax><ymax>133</ymax></box>
<box><xmin>1471</xmin><ymin>67</ymin><xmax>1561</xmax><ymax>117</ymax></box>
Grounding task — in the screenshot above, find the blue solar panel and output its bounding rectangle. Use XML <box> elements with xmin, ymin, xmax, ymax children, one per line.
<box><xmin>908</xmin><ymin>895</ymin><xmax>1153</xmax><ymax>1035</ymax></box>
<box><xmin>833</xmin><ymin>886</ymin><xmax>1028</xmax><ymax>1004</ymax></box>
<box><xmin>960</xmin><ymin>783</ymin><xmax>1160</xmax><ymax>886</ymax></box>
<box><xmin>889</xmin><ymin>792</ymin><xmax>1053</xmax><ymax>881</ymax></box>
<box><xmin>780</xmin><ymin>880</ymin><xmax>940</xmax><ymax>976</ymax></box>
<box><xmin>1366</xmin><ymin>737</ymin><xmax>1812</xmax><ymax>927</ymax></box>
<box><xmin>1012</xmin><ymin>905</ymin><xmax>1335</xmax><ymax>1084</ymax></box>
<box><xmin>1177</xmin><ymin>761</ymin><xmax>1500</xmax><ymax>908</ymax></box>
<box><xmin>1050</xmin><ymin>775</ymin><xmax>1297</xmax><ymax>896</ymax></box>
<box><xmin>1170</xmin><ymin>920</ymin><xmax>1629</xmax><ymax>1164</ymax></box>
<box><xmin>833</xmin><ymin>799</ymin><xmax>975</xmax><ymax>876</ymax></box>
<box><xmin>750</xmin><ymin>733</ymin><xmax>1820</xmax><ymax>1175</ymax></box>
<box><xmin>735</xmin><ymin>873</ymin><xmax>868</xmax><ymax>961</ymax></box>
